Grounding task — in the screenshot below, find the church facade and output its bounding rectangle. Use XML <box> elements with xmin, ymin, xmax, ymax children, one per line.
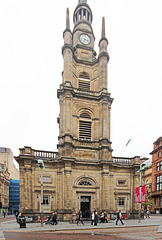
<box><xmin>15</xmin><ymin>0</ymin><xmax>141</xmax><ymax>220</ymax></box>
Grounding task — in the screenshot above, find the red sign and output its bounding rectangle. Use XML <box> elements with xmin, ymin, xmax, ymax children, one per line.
<box><xmin>136</xmin><ymin>185</ymin><xmax>146</xmax><ymax>203</ymax></box>
<box><xmin>141</xmin><ymin>185</ymin><xmax>146</xmax><ymax>202</ymax></box>
<box><xmin>136</xmin><ymin>187</ymin><xmax>139</xmax><ymax>203</ymax></box>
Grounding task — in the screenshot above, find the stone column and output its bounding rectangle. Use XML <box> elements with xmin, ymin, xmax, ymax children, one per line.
<box><xmin>101</xmin><ymin>165</ymin><xmax>109</xmax><ymax>210</ymax></box>
<box><xmin>102</xmin><ymin>172</ymin><xmax>109</xmax><ymax>209</ymax></box>
<box><xmin>57</xmin><ymin>170</ymin><xmax>63</xmax><ymax>211</ymax></box>
<box><xmin>65</xmin><ymin>95</ymin><xmax>71</xmax><ymax>133</ymax></box>
<box><xmin>64</xmin><ymin>168</ymin><xmax>72</xmax><ymax>210</ymax></box>
<box><xmin>102</xmin><ymin>102</ymin><xmax>108</xmax><ymax>139</ymax></box>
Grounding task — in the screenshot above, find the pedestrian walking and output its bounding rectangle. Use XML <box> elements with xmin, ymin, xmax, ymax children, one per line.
<box><xmin>52</xmin><ymin>212</ymin><xmax>58</xmax><ymax>225</ymax></box>
<box><xmin>3</xmin><ymin>211</ymin><xmax>6</xmax><ymax>218</ymax></box>
<box><xmin>100</xmin><ymin>210</ymin><xmax>104</xmax><ymax>223</ymax></box>
<box><xmin>94</xmin><ymin>212</ymin><xmax>98</xmax><ymax>226</ymax></box>
<box><xmin>15</xmin><ymin>211</ymin><xmax>19</xmax><ymax>220</ymax></box>
<box><xmin>116</xmin><ymin>210</ymin><xmax>124</xmax><ymax>225</ymax></box>
<box><xmin>146</xmin><ymin>210</ymin><xmax>150</xmax><ymax>218</ymax></box>
<box><xmin>72</xmin><ymin>212</ymin><xmax>76</xmax><ymax>223</ymax></box>
<box><xmin>104</xmin><ymin>211</ymin><xmax>108</xmax><ymax>223</ymax></box>
<box><xmin>76</xmin><ymin>211</ymin><xmax>84</xmax><ymax>225</ymax></box>
<box><xmin>91</xmin><ymin>211</ymin><xmax>95</xmax><ymax>225</ymax></box>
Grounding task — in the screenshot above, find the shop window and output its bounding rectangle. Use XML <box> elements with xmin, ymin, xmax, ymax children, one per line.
<box><xmin>160</xmin><ymin>196</ymin><xmax>162</xmax><ymax>205</ymax></box>
<box><xmin>155</xmin><ymin>197</ymin><xmax>158</xmax><ymax>206</ymax></box>
<box><xmin>156</xmin><ymin>175</ymin><xmax>162</xmax><ymax>191</ymax></box>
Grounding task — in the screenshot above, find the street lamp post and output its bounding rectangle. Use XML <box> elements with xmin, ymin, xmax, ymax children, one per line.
<box><xmin>137</xmin><ymin>162</ymin><xmax>147</xmax><ymax>223</ymax></box>
<box><xmin>138</xmin><ymin>164</ymin><xmax>142</xmax><ymax>223</ymax></box>
<box><xmin>38</xmin><ymin>159</ymin><xmax>44</xmax><ymax>227</ymax></box>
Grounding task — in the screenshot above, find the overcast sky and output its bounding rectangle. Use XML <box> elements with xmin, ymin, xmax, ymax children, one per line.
<box><xmin>0</xmin><ymin>0</ymin><xmax>162</xmax><ymax>160</ymax></box>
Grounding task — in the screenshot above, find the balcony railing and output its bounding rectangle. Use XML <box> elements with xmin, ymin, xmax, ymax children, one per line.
<box><xmin>113</xmin><ymin>157</ymin><xmax>132</xmax><ymax>165</ymax></box>
<box><xmin>34</xmin><ymin>150</ymin><xmax>57</xmax><ymax>159</ymax></box>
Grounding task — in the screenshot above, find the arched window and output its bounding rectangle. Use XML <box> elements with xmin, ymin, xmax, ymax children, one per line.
<box><xmin>78</xmin><ymin>180</ymin><xmax>92</xmax><ymax>186</ymax></box>
<box><xmin>78</xmin><ymin>72</ymin><xmax>90</xmax><ymax>91</ymax></box>
<box><xmin>79</xmin><ymin>112</ymin><xmax>91</xmax><ymax>140</ymax></box>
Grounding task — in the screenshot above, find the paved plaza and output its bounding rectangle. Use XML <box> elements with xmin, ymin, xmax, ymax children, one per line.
<box><xmin>0</xmin><ymin>215</ymin><xmax>162</xmax><ymax>240</ymax></box>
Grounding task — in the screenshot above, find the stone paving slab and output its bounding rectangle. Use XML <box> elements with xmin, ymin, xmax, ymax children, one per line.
<box><xmin>157</xmin><ymin>219</ymin><xmax>162</xmax><ymax>233</ymax></box>
<box><xmin>1</xmin><ymin>216</ymin><xmax>162</xmax><ymax>233</ymax></box>
<box><xmin>0</xmin><ymin>226</ymin><xmax>5</xmax><ymax>240</ymax></box>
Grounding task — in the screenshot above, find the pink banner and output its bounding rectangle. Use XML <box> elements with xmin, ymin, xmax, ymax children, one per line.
<box><xmin>136</xmin><ymin>187</ymin><xmax>139</xmax><ymax>203</ymax></box>
<box><xmin>136</xmin><ymin>185</ymin><xmax>146</xmax><ymax>203</ymax></box>
<box><xmin>141</xmin><ymin>185</ymin><xmax>146</xmax><ymax>202</ymax></box>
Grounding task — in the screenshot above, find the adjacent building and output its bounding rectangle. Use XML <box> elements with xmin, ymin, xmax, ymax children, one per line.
<box><xmin>15</xmin><ymin>0</ymin><xmax>142</xmax><ymax>220</ymax></box>
<box><xmin>9</xmin><ymin>180</ymin><xmax>20</xmax><ymax>214</ymax></box>
<box><xmin>0</xmin><ymin>148</ymin><xmax>19</xmax><ymax>180</ymax></box>
<box><xmin>141</xmin><ymin>159</ymin><xmax>153</xmax><ymax>211</ymax></box>
<box><xmin>0</xmin><ymin>163</ymin><xmax>10</xmax><ymax>214</ymax></box>
<box><xmin>150</xmin><ymin>137</ymin><xmax>162</xmax><ymax>213</ymax></box>
<box><xmin>0</xmin><ymin>147</ymin><xmax>19</xmax><ymax>214</ymax></box>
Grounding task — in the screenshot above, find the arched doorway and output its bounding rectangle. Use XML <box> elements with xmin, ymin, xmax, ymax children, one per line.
<box><xmin>75</xmin><ymin>177</ymin><xmax>98</xmax><ymax>218</ymax></box>
<box><xmin>80</xmin><ymin>196</ymin><xmax>91</xmax><ymax>218</ymax></box>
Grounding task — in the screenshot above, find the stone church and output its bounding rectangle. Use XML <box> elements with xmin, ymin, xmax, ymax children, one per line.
<box><xmin>15</xmin><ymin>0</ymin><xmax>141</xmax><ymax>220</ymax></box>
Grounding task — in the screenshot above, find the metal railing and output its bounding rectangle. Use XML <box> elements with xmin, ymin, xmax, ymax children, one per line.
<box><xmin>113</xmin><ymin>157</ymin><xmax>132</xmax><ymax>165</ymax></box>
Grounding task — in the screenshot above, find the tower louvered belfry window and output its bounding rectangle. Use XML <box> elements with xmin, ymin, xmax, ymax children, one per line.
<box><xmin>79</xmin><ymin>112</ymin><xmax>91</xmax><ymax>140</ymax></box>
<box><xmin>78</xmin><ymin>72</ymin><xmax>90</xmax><ymax>91</ymax></box>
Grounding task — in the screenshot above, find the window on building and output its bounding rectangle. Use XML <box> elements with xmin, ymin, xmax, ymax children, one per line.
<box><xmin>43</xmin><ymin>195</ymin><xmax>50</xmax><ymax>205</ymax></box>
<box><xmin>87</xmin><ymin>11</ymin><xmax>90</xmax><ymax>21</ymax></box>
<box><xmin>158</xmin><ymin>151</ymin><xmax>161</xmax><ymax>157</ymax></box>
<box><xmin>79</xmin><ymin>9</ymin><xmax>81</xmax><ymax>20</ymax></box>
<box><xmin>118</xmin><ymin>197</ymin><xmax>125</xmax><ymax>206</ymax></box>
<box><xmin>78</xmin><ymin>72</ymin><xmax>90</xmax><ymax>91</ymax></box>
<box><xmin>79</xmin><ymin>112</ymin><xmax>92</xmax><ymax>140</ymax></box>
<box><xmin>156</xmin><ymin>175</ymin><xmax>162</xmax><ymax>191</ymax></box>
<box><xmin>118</xmin><ymin>180</ymin><xmax>126</xmax><ymax>185</ymax></box>
<box><xmin>42</xmin><ymin>176</ymin><xmax>50</xmax><ymax>182</ymax></box>
<box><xmin>155</xmin><ymin>197</ymin><xmax>158</xmax><ymax>206</ymax></box>
<box><xmin>83</xmin><ymin>9</ymin><xmax>86</xmax><ymax>19</ymax></box>
<box><xmin>78</xmin><ymin>180</ymin><xmax>92</xmax><ymax>186</ymax></box>
<box><xmin>157</xmin><ymin>162</ymin><xmax>160</xmax><ymax>172</ymax></box>
<box><xmin>160</xmin><ymin>196</ymin><xmax>162</xmax><ymax>205</ymax></box>
<box><xmin>160</xmin><ymin>161</ymin><xmax>162</xmax><ymax>171</ymax></box>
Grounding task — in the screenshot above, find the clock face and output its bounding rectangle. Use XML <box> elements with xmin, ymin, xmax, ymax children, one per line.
<box><xmin>79</xmin><ymin>34</ymin><xmax>91</xmax><ymax>45</ymax></box>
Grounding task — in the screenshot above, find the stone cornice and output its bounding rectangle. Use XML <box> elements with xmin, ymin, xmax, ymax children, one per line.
<box><xmin>63</xmin><ymin>29</ymin><xmax>72</xmax><ymax>38</ymax></box>
<box><xmin>57</xmin><ymin>86</ymin><xmax>113</xmax><ymax>103</ymax></box>
<box><xmin>99</xmin><ymin>37</ymin><xmax>108</xmax><ymax>46</ymax></box>
<box><xmin>98</xmin><ymin>52</ymin><xmax>110</xmax><ymax>62</ymax></box>
<box><xmin>73</xmin><ymin>53</ymin><xmax>98</xmax><ymax>66</ymax></box>
<box><xmin>62</xmin><ymin>44</ymin><xmax>73</xmax><ymax>55</ymax></box>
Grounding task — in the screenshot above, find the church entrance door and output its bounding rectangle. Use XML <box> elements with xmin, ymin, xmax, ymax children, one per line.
<box><xmin>80</xmin><ymin>196</ymin><xmax>91</xmax><ymax>218</ymax></box>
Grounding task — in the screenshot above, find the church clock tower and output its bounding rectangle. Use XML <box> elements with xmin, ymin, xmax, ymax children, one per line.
<box><xmin>57</xmin><ymin>0</ymin><xmax>113</xmax><ymax>163</ymax></box>
<box><xmin>15</xmin><ymin>0</ymin><xmax>142</xmax><ymax>220</ymax></box>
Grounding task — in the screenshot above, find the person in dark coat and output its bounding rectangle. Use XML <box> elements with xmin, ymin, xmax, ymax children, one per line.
<box><xmin>94</xmin><ymin>212</ymin><xmax>98</xmax><ymax>226</ymax></box>
<box><xmin>52</xmin><ymin>212</ymin><xmax>58</xmax><ymax>225</ymax></box>
<box><xmin>116</xmin><ymin>210</ymin><xmax>124</xmax><ymax>225</ymax></box>
<box><xmin>76</xmin><ymin>211</ymin><xmax>84</xmax><ymax>225</ymax></box>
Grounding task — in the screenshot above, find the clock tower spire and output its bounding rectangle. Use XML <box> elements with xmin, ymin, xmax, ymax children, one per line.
<box><xmin>58</xmin><ymin>0</ymin><xmax>113</xmax><ymax>162</ymax></box>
